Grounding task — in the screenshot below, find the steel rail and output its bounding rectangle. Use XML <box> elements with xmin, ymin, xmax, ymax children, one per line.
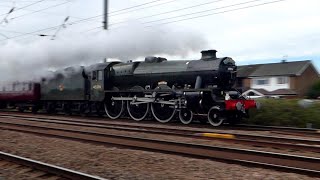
<box><xmin>0</xmin><ymin>115</ymin><xmax>320</xmax><ymax>153</ymax></box>
<box><xmin>235</xmin><ymin>124</ymin><xmax>320</xmax><ymax>137</ymax></box>
<box><xmin>0</xmin><ymin>121</ymin><xmax>319</xmax><ymax>177</ymax></box>
<box><xmin>0</xmin><ymin>151</ymin><xmax>106</xmax><ymax>180</ymax></box>
<box><xmin>1</xmin><ymin>111</ymin><xmax>320</xmax><ymax>137</ymax></box>
<box><xmin>1</xmin><ymin>114</ymin><xmax>319</xmax><ymax>147</ymax></box>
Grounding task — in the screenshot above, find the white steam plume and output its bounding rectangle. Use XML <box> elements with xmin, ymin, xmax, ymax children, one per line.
<box><xmin>0</xmin><ymin>24</ymin><xmax>208</xmax><ymax>82</ymax></box>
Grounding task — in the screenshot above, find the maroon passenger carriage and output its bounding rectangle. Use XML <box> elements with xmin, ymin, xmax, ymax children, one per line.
<box><xmin>0</xmin><ymin>82</ymin><xmax>41</xmax><ymax>112</ymax></box>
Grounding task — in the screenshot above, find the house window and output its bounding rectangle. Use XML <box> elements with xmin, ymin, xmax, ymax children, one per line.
<box><xmin>277</xmin><ymin>77</ymin><xmax>288</xmax><ymax>84</ymax></box>
<box><xmin>254</xmin><ymin>79</ymin><xmax>269</xmax><ymax>85</ymax></box>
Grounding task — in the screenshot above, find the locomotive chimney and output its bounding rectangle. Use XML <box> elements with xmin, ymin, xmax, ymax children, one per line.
<box><xmin>201</xmin><ymin>50</ymin><xmax>217</xmax><ymax>60</ymax></box>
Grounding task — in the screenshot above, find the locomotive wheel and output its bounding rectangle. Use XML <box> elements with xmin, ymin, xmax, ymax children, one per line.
<box><xmin>151</xmin><ymin>102</ymin><xmax>176</xmax><ymax>123</ymax></box>
<box><xmin>207</xmin><ymin>106</ymin><xmax>225</xmax><ymax>127</ymax></box>
<box><xmin>151</xmin><ymin>85</ymin><xmax>176</xmax><ymax>123</ymax></box>
<box><xmin>104</xmin><ymin>88</ymin><xmax>124</xmax><ymax>119</ymax></box>
<box><xmin>127</xmin><ymin>101</ymin><xmax>149</xmax><ymax>121</ymax></box>
<box><xmin>179</xmin><ymin>109</ymin><xmax>193</xmax><ymax>124</ymax></box>
<box><xmin>104</xmin><ymin>98</ymin><xmax>124</xmax><ymax>119</ymax></box>
<box><xmin>127</xmin><ymin>86</ymin><xmax>149</xmax><ymax>121</ymax></box>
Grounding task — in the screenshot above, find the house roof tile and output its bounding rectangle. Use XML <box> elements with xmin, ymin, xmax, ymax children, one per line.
<box><xmin>237</xmin><ymin>60</ymin><xmax>311</xmax><ymax>77</ymax></box>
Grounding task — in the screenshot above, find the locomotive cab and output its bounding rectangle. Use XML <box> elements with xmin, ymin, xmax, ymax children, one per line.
<box><xmin>219</xmin><ymin>57</ymin><xmax>237</xmax><ymax>89</ymax></box>
<box><xmin>85</xmin><ymin>62</ymin><xmax>119</xmax><ymax>102</ymax></box>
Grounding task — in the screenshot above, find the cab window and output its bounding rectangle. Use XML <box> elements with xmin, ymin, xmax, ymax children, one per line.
<box><xmin>97</xmin><ymin>71</ymin><xmax>103</xmax><ymax>81</ymax></box>
<box><xmin>92</xmin><ymin>71</ymin><xmax>97</xmax><ymax>80</ymax></box>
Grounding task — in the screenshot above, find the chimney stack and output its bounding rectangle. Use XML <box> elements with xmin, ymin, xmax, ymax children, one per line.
<box><xmin>201</xmin><ymin>50</ymin><xmax>217</xmax><ymax>60</ymax></box>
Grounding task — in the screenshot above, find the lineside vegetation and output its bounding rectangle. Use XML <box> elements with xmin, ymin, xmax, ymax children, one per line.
<box><xmin>244</xmin><ymin>99</ymin><xmax>320</xmax><ymax>128</ymax></box>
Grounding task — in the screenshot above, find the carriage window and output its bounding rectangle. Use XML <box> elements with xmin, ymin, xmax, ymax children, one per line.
<box><xmin>29</xmin><ymin>83</ymin><xmax>32</xmax><ymax>90</ymax></box>
<box><xmin>97</xmin><ymin>71</ymin><xmax>103</xmax><ymax>81</ymax></box>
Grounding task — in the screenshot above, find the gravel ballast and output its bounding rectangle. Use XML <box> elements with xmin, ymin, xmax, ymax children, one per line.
<box><xmin>0</xmin><ymin>130</ymin><xmax>317</xmax><ymax>180</ymax></box>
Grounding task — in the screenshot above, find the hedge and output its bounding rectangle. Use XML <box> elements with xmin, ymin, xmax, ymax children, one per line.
<box><xmin>243</xmin><ymin>99</ymin><xmax>320</xmax><ymax>128</ymax></box>
<box><xmin>307</xmin><ymin>80</ymin><xmax>320</xmax><ymax>99</ymax></box>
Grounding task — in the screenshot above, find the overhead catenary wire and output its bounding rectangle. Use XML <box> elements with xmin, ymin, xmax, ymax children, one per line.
<box><xmin>0</xmin><ymin>0</ymin><xmax>179</xmax><ymax>37</ymax></box>
<box><xmin>0</xmin><ymin>3</ymin><xmax>100</xmax><ymax>23</ymax></box>
<box><xmin>50</xmin><ymin>16</ymin><xmax>69</xmax><ymax>40</ymax></box>
<box><xmin>82</xmin><ymin>0</ymin><xmax>287</xmax><ymax>32</ymax></box>
<box><xmin>147</xmin><ymin>0</ymin><xmax>287</xmax><ymax>26</ymax></box>
<box><xmin>107</xmin><ymin>0</ymin><xmax>179</xmax><ymax>17</ymax></box>
<box><xmin>10</xmin><ymin>1</ymin><xmax>69</xmax><ymax>20</ymax></box>
<box><xmin>0</xmin><ymin>6</ymin><xmax>14</xmax><ymax>25</ymax></box>
<box><xmin>0</xmin><ymin>0</ymin><xmax>46</xmax><ymax>16</ymax></box>
<box><xmin>67</xmin><ymin>0</ymin><xmax>175</xmax><ymax>26</ymax></box>
<box><xmin>114</xmin><ymin>0</ymin><xmax>228</xmax><ymax>25</ymax></box>
<box><xmin>143</xmin><ymin>0</ymin><xmax>271</xmax><ymax>24</ymax></box>
<box><xmin>1</xmin><ymin>0</ymin><xmax>288</xmax><ymax>42</ymax></box>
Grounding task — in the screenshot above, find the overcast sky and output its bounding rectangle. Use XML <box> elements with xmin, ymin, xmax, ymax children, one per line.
<box><xmin>0</xmin><ymin>0</ymin><xmax>319</xmax><ymax>73</ymax></box>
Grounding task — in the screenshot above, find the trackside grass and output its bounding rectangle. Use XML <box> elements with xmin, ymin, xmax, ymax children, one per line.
<box><xmin>243</xmin><ymin>99</ymin><xmax>320</xmax><ymax>128</ymax></box>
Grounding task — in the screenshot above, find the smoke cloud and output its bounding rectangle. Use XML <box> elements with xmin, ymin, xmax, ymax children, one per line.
<box><xmin>0</xmin><ymin>24</ymin><xmax>208</xmax><ymax>83</ymax></box>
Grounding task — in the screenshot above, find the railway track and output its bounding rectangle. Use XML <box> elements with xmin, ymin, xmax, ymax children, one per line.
<box><xmin>0</xmin><ymin>117</ymin><xmax>319</xmax><ymax>177</ymax></box>
<box><xmin>2</xmin><ymin>110</ymin><xmax>320</xmax><ymax>136</ymax></box>
<box><xmin>1</xmin><ymin>110</ymin><xmax>320</xmax><ymax>137</ymax></box>
<box><xmin>0</xmin><ymin>151</ymin><xmax>105</xmax><ymax>180</ymax></box>
<box><xmin>0</xmin><ymin>114</ymin><xmax>319</xmax><ymax>153</ymax></box>
<box><xmin>234</xmin><ymin>124</ymin><xmax>320</xmax><ymax>138</ymax></box>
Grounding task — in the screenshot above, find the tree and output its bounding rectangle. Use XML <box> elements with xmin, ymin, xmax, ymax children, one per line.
<box><xmin>307</xmin><ymin>80</ymin><xmax>320</xmax><ymax>99</ymax></box>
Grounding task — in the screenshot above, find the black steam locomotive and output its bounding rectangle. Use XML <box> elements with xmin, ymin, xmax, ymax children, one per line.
<box><xmin>0</xmin><ymin>50</ymin><xmax>257</xmax><ymax>126</ymax></box>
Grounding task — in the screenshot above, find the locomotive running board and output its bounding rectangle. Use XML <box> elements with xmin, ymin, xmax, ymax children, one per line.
<box><xmin>111</xmin><ymin>96</ymin><xmax>178</xmax><ymax>106</ymax></box>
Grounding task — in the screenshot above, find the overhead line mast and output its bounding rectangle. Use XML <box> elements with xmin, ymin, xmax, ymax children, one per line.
<box><xmin>104</xmin><ymin>0</ymin><xmax>108</xmax><ymax>30</ymax></box>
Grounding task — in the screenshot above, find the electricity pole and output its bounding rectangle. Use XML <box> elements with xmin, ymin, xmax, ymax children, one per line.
<box><xmin>104</xmin><ymin>0</ymin><xmax>108</xmax><ymax>30</ymax></box>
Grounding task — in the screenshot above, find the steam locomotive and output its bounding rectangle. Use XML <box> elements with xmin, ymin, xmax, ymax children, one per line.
<box><xmin>0</xmin><ymin>50</ymin><xmax>257</xmax><ymax>126</ymax></box>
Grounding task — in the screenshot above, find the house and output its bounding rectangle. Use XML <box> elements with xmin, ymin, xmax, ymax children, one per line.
<box><xmin>236</xmin><ymin>60</ymin><xmax>319</xmax><ymax>98</ymax></box>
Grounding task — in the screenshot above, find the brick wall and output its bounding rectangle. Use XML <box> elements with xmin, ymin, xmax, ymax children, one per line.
<box><xmin>290</xmin><ymin>65</ymin><xmax>319</xmax><ymax>97</ymax></box>
<box><xmin>243</xmin><ymin>78</ymin><xmax>251</xmax><ymax>89</ymax></box>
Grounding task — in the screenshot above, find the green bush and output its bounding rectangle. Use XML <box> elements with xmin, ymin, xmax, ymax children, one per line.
<box><xmin>307</xmin><ymin>80</ymin><xmax>320</xmax><ymax>99</ymax></box>
<box><xmin>243</xmin><ymin>99</ymin><xmax>320</xmax><ymax>128</ymax></box>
